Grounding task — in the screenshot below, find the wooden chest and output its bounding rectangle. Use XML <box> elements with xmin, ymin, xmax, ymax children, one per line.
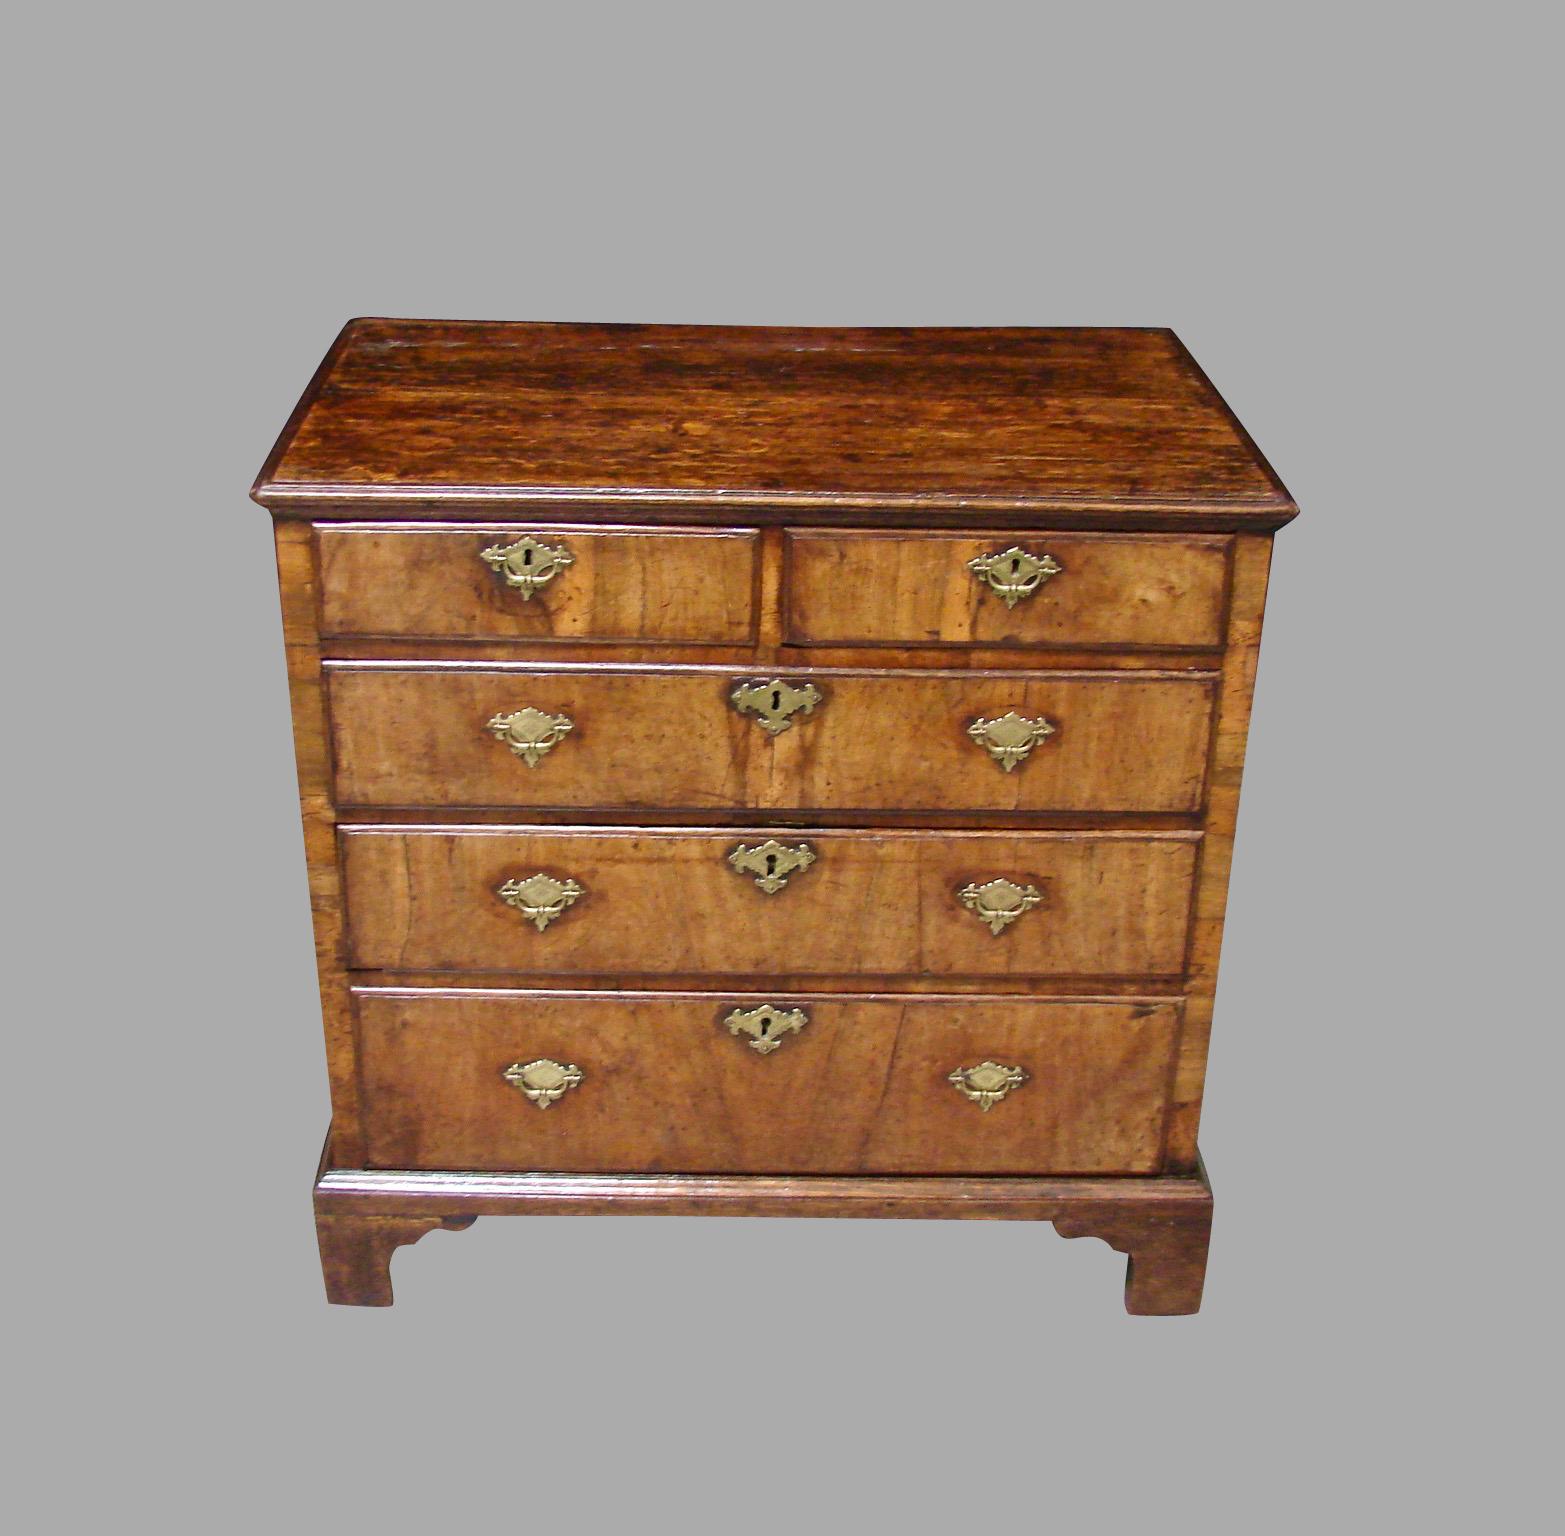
<box><xmin>254</xmin><ymin>321</ymin><xmax>1295</xmax><ymax>1312</ymax></box>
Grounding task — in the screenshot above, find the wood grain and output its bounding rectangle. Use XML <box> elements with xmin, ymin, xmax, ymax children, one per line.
<box><xmin>786</xmin><ymin>530</ymin><xmax>1231</xmax><ymax>649</ymax></box>
<box><xmin>272</xmin><ymin>521</ymin><xmax>364</xmax><ymax>1164</ymax></box>
<box><xmin>352</xmin><ymin>988</ymin><xmax>1180</xmax><ymax>1176</ymax></box>
<box><xmin>255</xmin><ymin>322</ymin><xmax>1293</xmax><ymax>1313</ymax></box>
<box><xmin>346</xmin><ymin>970</ymin><xmax>1187</xmax><ymax>998</ymax></box>
<box><xmin>314</xmin><ymin>1155</ymin><xmax>1216</xmax><ymax>1313</ymax></box>
<box><xmin>314</xmin><ymin>1212</ymin><xmax>475</xmax><ymax>1306</ymax></box>
<box><xmin>319</xmin><ymin>638</ymin><xmax>1218</xmax><ymax>670</ymax></box>
<box><xmin>317</xmin><ymin>523</ymin><xmax>758</xmax><ymax>643</ymax></box>
<box><xmin>254</xmin><ymin>321</ymin><xmax>1296</xmax><ymax>528</ymax></box>
<box><xmin>1164</xmin><ymin>533</ymin><xmax>1274</xmax><ymax>1168</ymax></box>
<box><xmin>325</xmin><ymin>664</ymin><xmax>1217</xmax><ymax>814</ymax></box>
<box><xmin>338</xmin><ymin>825</ymin><xmax>1200</xmax><ymax>978</ymax></box>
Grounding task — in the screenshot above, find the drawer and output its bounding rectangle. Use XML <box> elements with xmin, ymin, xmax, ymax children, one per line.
<box><xmin>339</xmin><ymin>826</ymin><xmax>1199</xmax><ymax>978</ymax></box>
<box><xmin>316</xmin><ymin>523</ymin><xmax>758</xmax><ymax>643</ymax></box>
<box><xmin>785</xmin><ymin>530</ymin><xmax>1230</xmax><ymax>648</ymax></box>
<box><xmin>327</xmin><ymin>664</ymin><xmax>1216</xmax><ymax>813</ymax></box>
<box><xmin>355</xmin><ymin>988</ymin><xmax>1180</xmax><ymax>1175</ymax></box>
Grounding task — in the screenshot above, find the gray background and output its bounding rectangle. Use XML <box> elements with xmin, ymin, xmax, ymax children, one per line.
<box><xmin>11</xmin><ymin>4</ymin><xmax>1557</xmax><ymax>1530</ymax></box>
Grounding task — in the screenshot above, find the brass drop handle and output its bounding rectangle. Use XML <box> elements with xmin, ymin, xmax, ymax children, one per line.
<box><xmin>487</xmin><ymin>706</ymin><xmax>574</xmax><ymax>766</ymax></box>
<box><xmin>967</xmin><ymin>545</ymin><xmax>1062</xmax><ymax>609</ymax></box>
<box><xmin>958</xmin><ymin>878</ymin><xmax>1042</xmax><ymax>936</ymax></box>
<box><xmin>503</xmin><ymin>1057</ymin><xmax>584</xmax><ymax>1108</ymax></box>
<box><xmin>948</xmin><ymin>1060</ymin><xmax>1028</xmax><ymax>1110</ymax></box>
<box><xmin>480</xmin><ymin>534</ymin><xmax>575</xmax><ymax>598</ymax></box>
<box><xmin>967</xmin><ymin>710</ymin><xmax>1056</xmax><ymax>772</ymax></box>
<box><xmin>496</xmin><ymin>872</ymin><xmax>584</xmax><ymax>931</ymax></box>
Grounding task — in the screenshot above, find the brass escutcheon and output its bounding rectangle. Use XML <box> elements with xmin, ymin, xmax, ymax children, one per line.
<box><xmin>728</xmin><ymin>839</ymin><xmax>816</xmax><ymax>894</ymax></box>
<box><xmin>948</xmin><ymin>1060</ymin><xmax>1028</xmax><ymax>1111</ymax></box>
<box><xmin>723</xmin><ymin>1003</ymin><xmax>809</xmax><ymax>1055</ymax></box>
<box><xmin>480</xmin><ymin>534</ymin><xmax>575</xmax><ymax>598</ymax></box>
<box><xmin>958</xmin><ymin>878</ymin><xmax>1043</xmax><ymax>936</ymax></box>
<box><xmin>966</xmin><ymin>710</ymin><xmax>1057</xmax><ymax>772</ymax></box>
<box><xmin>487</xmin><ymin>706</ymin><xmax>574</xmax><ymax>766</ymax></box>
<box><xmin>730</xmin><ymin>678</ymin><xmax>823</xmax><ymax>734</ymax></box>
<box><xmin>503</xmin><ymin>1057</ymin><xmax>583</xmax><ymax>1108</ymax></box>
<box><xmin>497</xmin><ymin>872</ymin><xmax>584</xmax><ymax>931</ymax></box>
<box><xmin>967</xmin><ymin>545</ymin><xmax>1062</xmax><ymax>609</ymax></box>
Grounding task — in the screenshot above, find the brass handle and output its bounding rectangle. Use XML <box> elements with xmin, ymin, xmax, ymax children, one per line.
<box><xmin>967</xmin><ymin>710</ymin><xmax>1056</xmax><ymax>772</ymax></box>
<box><xmin>728</xmin><ymin>839</ymin><xmax>816</xmax><ymax>894</ymax></box>
<box><xmin>480</xmin><ymin>534</ymin><xmax>575</xmax><ymax>598</ymax></box>
<box><xmin>967</xmin><ymin>545</ymin><xmax>1062</xmax><ymax>609</ymax></box>
<box><xmin>496</xmin><ymin>872</ymin><xmax>584</xmax><ymax>931</ymax></box>
<box><xmin>504</xmin><ymin>1057</ymin><xmax>583</xmax><ymax>1108</ymax></box>
<box><xmin>724</xmin><ymin>1003</ymin><xmax>809</xmax><ymax>1055</ymax></box>
<box><xmin>948</xmin><ymin>1060</ymin><xmax>1028</xmax><ymax>1111</ymax></box>
<box><xmin>958</xmin><ymin>878</ymin><xmax>1042</xmax><ymax>936</ymax></box>
<box><xmin>487</xmin><ymin>706</ymin><xmax>574</xmax><ymax>766</ymax></box>
<box><xmin>730</xmin><ymin>677</ymin><xmax>822</xmax><ymax>735</ymax></box>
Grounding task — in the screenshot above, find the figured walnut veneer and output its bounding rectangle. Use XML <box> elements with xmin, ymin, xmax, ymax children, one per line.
<box><xmin>355</xmin><ymin>991</ymin><xmax>1181</xmax><ymax>1176</ymax></box>
<box><xmin>318</xmin><ymin>524</ymin><xmax>760</xmax><ymax>644</ymax></box>
<box><xmin>326</xmin><ymin>666</ymin><xmax>1217</xmax><ymax>814</ymax></box>
<box><xmin>255</xmin><ymin>321</ymin><xmax>1293</xmax><ymax>1312</ymax></box>
<box><xmin>338</xmin><ymin>827</ymin><xmax>1200</xmax><ymax>978</ymax></box>
<box><xmin>256</xmin><ymin>322</ymin><xmax>1292</xmax><ymax>524</ymax></box>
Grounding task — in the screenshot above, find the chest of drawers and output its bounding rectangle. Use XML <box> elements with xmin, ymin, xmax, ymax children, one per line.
<box><xmin>254</xmin><ymin>320</ymin><xmax>1295</xmax><ymax>1312</ymax></box>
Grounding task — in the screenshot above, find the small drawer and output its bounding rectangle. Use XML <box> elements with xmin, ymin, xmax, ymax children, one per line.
<box><xmin>316</xmin><ymin>523</ymin><xmax>759</xmax><ymax>643</ymax></box>
<box><xmin>339</xmin><ymin>826</ymin><xmax>1199</xmax><ymax>979</ymax></box>
<box><xmin>785</xmin><ymin>529</ymin><xmax>1230</xmax><ymax>648</ymax></box>
<box><xmin>355</xmin><ymin>987</ymin><xmax>1181</xmax><ymax>1175</ymax></box>
<box><xmin>327</xmin><ymin>664</ymin><xmax>1216</xmax><ymax>813</ymax></box>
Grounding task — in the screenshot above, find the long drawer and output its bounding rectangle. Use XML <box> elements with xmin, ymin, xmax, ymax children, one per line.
<box><xmin>339</xmin><ymin>826</ymin><xmax>1199</xmax><ymax>977</ymax></box>
<box><xmin>354</xmin><ymin>988</ymin><xmax>1181</xmax><ymax>1174</ymax></box>
<box><xmin>327</xmin><ymin>665</ymin><xmax>1216</xmax><ymax>813</ymax></box>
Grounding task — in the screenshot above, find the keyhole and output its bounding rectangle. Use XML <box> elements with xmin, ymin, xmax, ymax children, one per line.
<box><xmin>770</xmin><ymin>688</ymin><xmax>782</xmax><ymax>713</ymax></box>
<box><xmin>522</xmin><ymin>547</ymin><xmax>534</xmax><ymax>568</ymax></box>
<box><xmin>757</xmin><ymin>1017</ymin><xmax>771</xmax><ymax>1038</ymax></box>
<box><xmin>765</xmin><ymin>853</ymin><xmax>778</xmax><ymax>877</ymax></box>
<box><xmin>1008</xmin><ymin>555</ymin><xmax>1022</xmax><ymax>577</ymax></box>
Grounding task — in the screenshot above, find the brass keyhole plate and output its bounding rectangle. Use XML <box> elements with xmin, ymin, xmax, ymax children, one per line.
<box><xmin>480</xmin><ymin>534</ymin><xmax>575</xmax><ymax>598</ymax></box>
<box><xmin>966</xmin><ymin>546</ymin><xmax>1062</xmax><ymax>609</ymax></box>
<box><xmin>727</xmin><ymin>839</ymin><xmax>817</xmax><ymax>894</ymax></box>
<box><xmin>723</xmin><ymin>1003</ymin><xmax>809</xmax><ymax>1055</ymax></box>
<box><xmin>730</xmin><ymin>678</ymin><xmax>823</xmax><ymax>734</ymax></box>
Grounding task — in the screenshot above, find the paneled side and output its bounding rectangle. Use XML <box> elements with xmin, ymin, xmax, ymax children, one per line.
<box><xmin>1164</xmin><ymin>533</ymin><xmax>1274</xmax><ymax>1168</ymax></box>
<box><xmin>273</xmin><ymin>521</ymin><xmax>364</xmax><ymax>1163</ymax></box>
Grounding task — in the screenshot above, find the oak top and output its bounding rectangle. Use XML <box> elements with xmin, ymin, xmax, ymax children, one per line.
<box><xmin>253</xmin><ymin>320</ymin><xmax>1294</xmax><ymax>528</ymax></box>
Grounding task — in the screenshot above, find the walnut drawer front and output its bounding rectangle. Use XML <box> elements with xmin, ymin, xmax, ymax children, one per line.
<box><xmin>316</xmin><ymin>524</ymin><xmax>758</xmax><ymax>643</ymax></box>
<box><xmin>339</xmin><ymin>826</ymin><xmax>1199</xmax><ymax>978</ymax></box>
<box><xmin>328</xmin><ymin>664</ymin><xmax>1216</xmax><ymax>813</ymax></box>
<box><xmin>786</xmin><ymin>530</ymin><xmax>1230</xmax><ymax>649</ymax></box>
<box><xmin>354</xmin><ymin>989</ymin><xmax>1180</xmax><ymax>1175</ymax></box>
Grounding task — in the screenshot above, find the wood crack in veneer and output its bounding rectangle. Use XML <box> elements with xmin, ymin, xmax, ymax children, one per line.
<box><xmin>254</xmin><ymin>322</ymin><xmax>1294</xmax><ymax>1312</ymax></box>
